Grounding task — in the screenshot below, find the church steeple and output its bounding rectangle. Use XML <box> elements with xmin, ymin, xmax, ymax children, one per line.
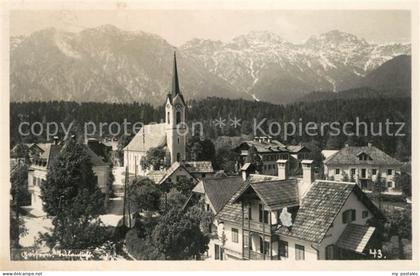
<box><xmin>171</xmin><ymin>51</ymin><xmax>181</xmax><ymax>96</ymax></box>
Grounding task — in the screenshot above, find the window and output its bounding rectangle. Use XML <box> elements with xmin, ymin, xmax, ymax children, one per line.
<box><xmin>248</xmin><ymin>206</ymin><xmax>252</xmax><ymax>220</ymax></box>
<box><xmin>215</xmin><ymin>244</ymin><xmax>220</xmax><ymax>260</ymax></box>
<box><xmin>387</xmin><ymin>169</ymin><xmax>393</xmax><ymax>176</ymax></box>
<box><xmin>295</xmin><ymin>244</ymin><xmax>305</xmax><ymax>260</ymax></box>
<box><xmin>231</xmin><ymin>228</ymin><xmax>239</xmax><ymax>243</ymax></box>
<box><xmin>350</xmin><ymin>168</ymin><xmax>356</xmax><ymax>175</ymax></box>
<box><xmin>259</xmin><ymin>204</ymin><xmax>269</xmax><ymax>223</ymax></box>
<box><xmin>325</xmin><ymin>245</ymin><xmax>335</xmax><ymax>260</ymax></box>
<box><xmin>372</xmin><ymin>169</ymin><xmax>377</xmax><ymax>175</ymax></box>
<box><xmin>176</xmin><ymin>111</ymin><xmax>181</xmax><ymax>124</ymax></box>
<box><xmin>176</xmin><ymin>152</ymin><xmax>181</xmax><ymax>162</ymax></box>
<box><xmin>342</xmin><ymin>209</ymin><xmax>356</xmax><ymax>224</ymax></box>
<box><xmin>387</xmin><ymin>181</ymin><xmax>393</xmax><ymax>188</ymax></box>
<box><xmin>244</xmin><ymin>232</ymin><xmax>249</xmax><ymax>248</ymax></box>
<box><xmin>263</xmin><ymin>241</ymin><xmax>270</xmax><ymax>254</ymax></box>
<box><xmin>167</xmin><ymin>112</ymin><xmax>170</xmax><ymax>124</ymax></box>
<box><xmin>177</xmin><ymin>137</ymin><xmax>180</xmax><ymax>144</ymax></box>
<box><xmin>335</xmin><ymin>168</ymin><xmax>340</xmax><ymax>175</ymax></box>
<box><xmin>361</xmin><ymin>168</ymin><xmax>367</xmax><ymax>178</ymax></box>
<box><xmin>279</xmin><ymin>240</ymin><xmax>288</xmax><ymax>258</ymax></box>
<box><xmin>33</xmin><ymin>177</ymin><xmax>36</xmax><ymax>186</ymax></box>
<box><xmin>362</xmin><ymin>210</ymin><xmax>369</xmax><ymax>218</ymax></box>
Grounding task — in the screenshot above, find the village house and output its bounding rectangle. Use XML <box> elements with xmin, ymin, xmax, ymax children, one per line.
<box><xmin>235</xmin><ymin>137</ymin><xmax>310</xmax><ymax>176</ymax></box>
<box><xmin>146</xmin><ymin>161</ymin><xmax>214</xmax><ymax>186</ymax></box>
<box><xmin>27</xmin><ymin>141</ymin><xmax>110</xmax><ymax>214</ymax></box>
<box><xmin>323</xmin><ymin>143</ymin><xmax>402</xmax><ymax>195</ymax></box>
<box><xmin>197</xmin><ymin>158</ymin><xmax>384</xmax><ymax>260</ymax></box>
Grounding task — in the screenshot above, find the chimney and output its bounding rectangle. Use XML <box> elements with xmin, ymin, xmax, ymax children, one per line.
<box><xmin>276</xmin><ymin>159</ymin><xmax>288</xmax><ymax>180</ymax></box>
<box><xmin>53</xmin><ymin>136</ymin><xmax>59</xmax><ymax>145</ymax></box>
<box><xmin>241</xmin><ymin>163</ymin><xmax>252</xmax><ymax>181</ymax></box>
<box><xmin>299</xmin><ymin>160</ymin><xmax>314</xmax><ymax>199</ymax></box>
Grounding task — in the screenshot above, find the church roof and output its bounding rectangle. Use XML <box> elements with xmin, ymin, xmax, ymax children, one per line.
<box><xmin>172</xmin><ymin>52</ymin><xmax>181</xmax><ymax>97</ymax></box>
<box><xmin>124</xmin><ymin>123</ymin><xmax>167</xmax><ymax>152</ymax></box>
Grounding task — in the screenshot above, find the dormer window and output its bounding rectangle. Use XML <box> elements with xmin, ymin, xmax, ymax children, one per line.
<box><xmin>357</xmin><ymin>152</ymin><xmax>372</xmax><ymax>161</ymax></box>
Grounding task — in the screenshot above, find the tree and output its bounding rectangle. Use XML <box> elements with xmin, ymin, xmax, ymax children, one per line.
<box><xmin>10</xmin><ymin>163</ymin><xmax>29</xmax><ymax>248</ymax></box>
<box><xmin>395</xmin><ymin>173</ymin><xmax>411</xmax><ymax>197</ymax></box>
<box><xmin>174</xmin><ymin>177</ymin><xmax>196</xmax><ymax>196</ymax></box>
<box><xmin>245</xmin><ymin>146</ymin><xmax>263</xmax><ymax>172</ymax></box>
<box><xmin>160</xmin><ymin>188</ymin><xmax>188</xmax><ymax>212</ymax></box>
<box><xmin>40</xmin><ymin>139</ymin><xmax>107</xmax><ymax>249</ymax></box>
<box><xmin>128</xmin><ymin>177</ymin><xmax>161</xmax><ymax>215</ymax></box>
<box><xmin>187</xmin><ymin>137</ymin><xmax>216</xmax><ymax>163</ymax></box>
<box><xmin>140</xmin><ymin>146</ymin><xmax>167</xmax><ymax>171</ymax></box>
<box><xmin>151</xmin><ymin>207</ymin><xmax>210</xmax><ymax>260</ymax></box>
<box><xmin>214</xmin><ymin>145</ymin><xmax>239</xmax><ymax>174</ymax></box>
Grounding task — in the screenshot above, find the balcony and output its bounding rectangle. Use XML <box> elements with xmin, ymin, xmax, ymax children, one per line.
<box><xmin>243</xmin><ymin>219</ymin><xmax>277</xmax><ymax>234</ymax></box>
<box><xmin>243</xmin><ymin>247</ymin><xmax>278</xmax><ymax>260</ymax></box>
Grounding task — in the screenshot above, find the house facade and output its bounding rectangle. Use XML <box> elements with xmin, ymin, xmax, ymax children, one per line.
<box><xmin>323</xmin><ymin>143</ymin><xmax>402</xmax><ymax>194</ymax></box>
<box><xmin>209</xmin><ymin>159</ymin><xmax>384</xmax><ymax>260</ymax></box>
<box><xmin>27</xmin><ymin>142</ymin><xmax>109</xmax><ymax>214</ymax></box>
<box><xmin>235</xmin><ymin>137</ymin><xmax>310</xmax><ymax>176</ymax></box>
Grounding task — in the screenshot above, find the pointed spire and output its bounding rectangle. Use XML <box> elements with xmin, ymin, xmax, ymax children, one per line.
<box><xmin>171</xmin><ymin>51</ymin><xmax>181</xmax><ymax>96</ymax></box>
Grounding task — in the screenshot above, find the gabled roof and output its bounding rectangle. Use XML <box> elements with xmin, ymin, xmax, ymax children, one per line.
<box><xmin>236</xmin><ymin>140</ymin><xmax>288</xmax><ymax>153</ymax></box>
<box><xmin>217</xmin><ymin>176</ymin><xmax>299</xmax><ymax>223</ymax></box>
<box><xmin>324</xmin><ymin>145</ymin><xmax>401</xmax><ymax>166</ymax></box>
<box><xmin>33</xmin><ymin>142</ymin><xmax>107</xmax><ymax>169</ymax></box>
<box><xmin>321</xmin><ymin>150</ymin><xmax>339</xmax><ymax>160</ymax></box>
<box><xmin>193</xmin><ymin>176</ymin><xmax>243</xmax><ymax>214</ymax></box>
<box><xmin>156</xmin><ymin>161</ymin><xmax>196</xmax><ymax>184</ymax></box>
<box><xmin>232</xmin><ymin>179</ymin><xmax>299</xmax><ymax>210</ymax></box>
<box><xmin>124</xmin><ymin>123</ymin><xmax>167</xmax><ymax>152</ymax></box>
<box><xmin>287</xmin><ymin>145</ymin><xmax>308</xmax><ymax>154</ymax></box>
<box><xmin>336</xmin><ymin>224</ymin><xmax>376</xmax><ymax>253</ymax></box>
<box><xmin>184</xmin><ymin>161</ymin><xmax>214</xmax><ymax>174</ymax></box>
<box><xmin>146</xmin><ymin>170</ymin><xmax>167</xmax><ymax>184</ymax></box>
<box><xmin>276</xmin><ymin>180</ymin><xmax>384</xmax><ymax>244</ymax></box>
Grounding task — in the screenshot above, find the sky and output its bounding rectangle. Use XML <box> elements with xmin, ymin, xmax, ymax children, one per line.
<box><xmin>10</xmin><ymin>10</ymin><xmax>411</xmax><ymax>45</ymax></box>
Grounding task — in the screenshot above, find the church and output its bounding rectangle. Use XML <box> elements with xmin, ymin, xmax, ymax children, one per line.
<box><xmin>123</xmin><ymin>52</ymin><xmax>187</xmax><ymax>175</ymax></box>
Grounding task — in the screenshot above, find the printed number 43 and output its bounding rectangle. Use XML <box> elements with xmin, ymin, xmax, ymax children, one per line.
<box><xmin>369</xmin><ymin>249</ymin><xmax>384</xmax><ymax>259</ymax></box>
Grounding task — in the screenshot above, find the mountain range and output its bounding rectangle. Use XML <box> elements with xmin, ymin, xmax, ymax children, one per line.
<box><xmin>10</xmin><ymin>25</ymin><xmax>411</xmax><ymax>105</ymax></box>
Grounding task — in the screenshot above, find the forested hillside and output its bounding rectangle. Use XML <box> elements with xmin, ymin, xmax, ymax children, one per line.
<box><xmin>10</xmin><ymin>95</ymin><xmax>411</xmax><ymax>161</ymax></box>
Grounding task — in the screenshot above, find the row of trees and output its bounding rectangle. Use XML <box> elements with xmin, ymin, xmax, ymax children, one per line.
<box><xmin>11</xmin><ymin>95</ymin><xmax>411</xmax><ymax>162</ymax></box>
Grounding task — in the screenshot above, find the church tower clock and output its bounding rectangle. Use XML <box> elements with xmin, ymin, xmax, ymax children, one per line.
<box><xmin>165</xmin><ymin>52</ymin><xmax>187</xmax><ymax>164</ymax></box>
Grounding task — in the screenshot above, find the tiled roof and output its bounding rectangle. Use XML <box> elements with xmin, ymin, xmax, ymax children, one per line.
<box><xmin>276</xmin><ymin>180</ymin><xmax>384</xmax><ymax>244</ymax></box>
<box><xmin>184</xmin><ymin>161</ymin><xmax>214</xmax><ymax>174</ymax></box>
<box><xmin>236</xmin><ymin>140</ymin><xmax>288</xmax><ymax>153</ymax></box>
<box><xmin>217</xmin><ymin>176</ymin><xmax>299</xmax><ymax>223</ymax></box>
<box><xmin>157</xmin><ymin>162</ymin><xmax>196</xmax><ymax>184</ymax></box>
<box><xmin>324</xmin><ymin>145</ymin><xmax>401</xmax><ymax>166</ymax></box>
<box><xmin>233</xmin><ymin>179</ymin><xmax>299</xmax><ymax>210</ymax></box>
<box><xmin>287</xmin><ymin>145</ymin><xmax>307</xmax><ymax>153</ymax></box>
<box><xmin>336</xmin><ymin>224</ymin><xmax>376</xmax><ymax>253</ymax></box>
<box><xmin>217</xmin><ymin>181</ymin><xmax>248</xmax><ymax>223</ymax></box>
<box><xmin>276</xmin><ymin>181</ymin><xmax>355</xmax><ymax>243</ymax></box>
<box><xmin>146</xmin><ymin>170</ymin><xmax>167</xmax><ymax>184</ymax></box>
<box><xmin>33</xmin><ymin>143</ymin><xmax>107</xmax><ymax>170</ymax></box>
<box><xmin>124</xmin><ymin>123</ymin><xmax>167</xmax><ymax>152</ymax></box>
<box><xmin>321</xmin><ymin>150</ymin><xmax>339</xmax><ymax>159</ymax></box>
<box><xmin>195</xmin><ymin>176</ymin><xmax>243</xmax><ymax>214</ymax></box>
